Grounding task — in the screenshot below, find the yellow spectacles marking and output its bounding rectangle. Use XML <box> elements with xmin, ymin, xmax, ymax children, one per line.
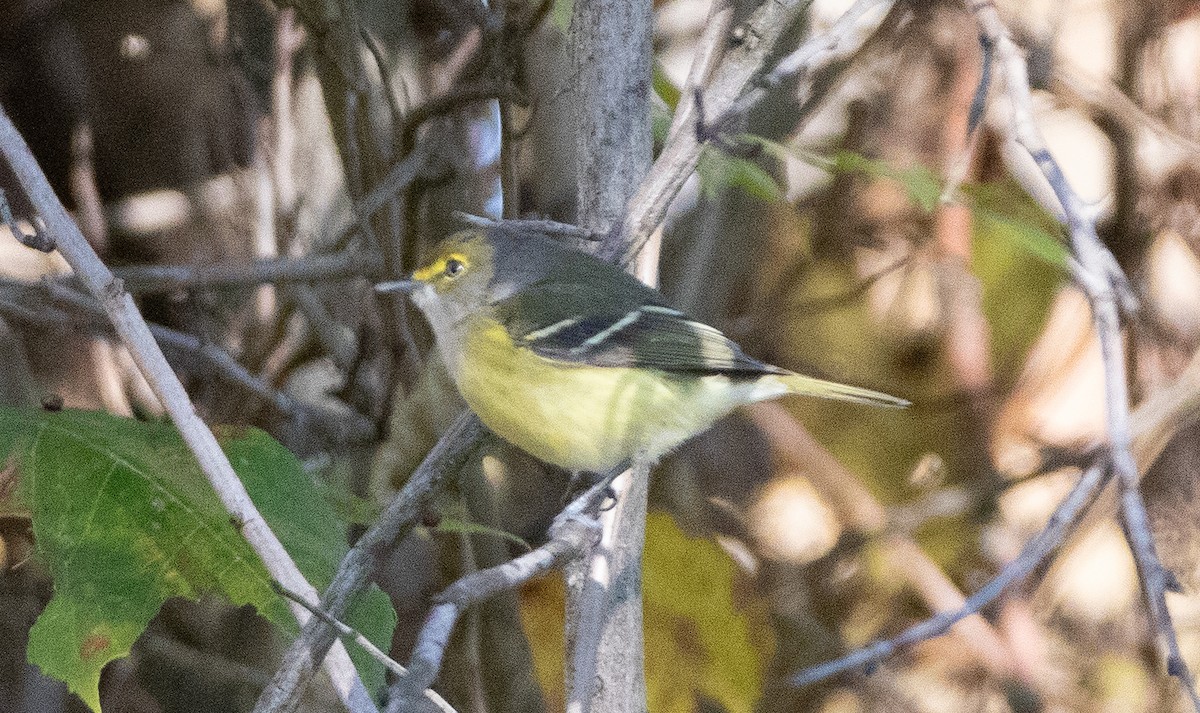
<box><xmin>413</xmin><ymin>252</ymin><xmax>470</xmax><ymax>282</ymax></box>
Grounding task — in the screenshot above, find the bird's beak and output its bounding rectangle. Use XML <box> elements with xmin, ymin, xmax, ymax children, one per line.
<box><xmin>375</xmin><ymin>278</ymin><xmax>419</xmax><ymax>294</ymax></box>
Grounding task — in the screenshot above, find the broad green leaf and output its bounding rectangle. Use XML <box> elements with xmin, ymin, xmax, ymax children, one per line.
<box><xmin>0</xmin><ymin>408</ymin><xmax>396</xmax><ymax>712</ymax></box>
<box><xmin>697</xmin><ymin>146</ymin><xmax>784</xmax><ymax>202</ymax></box>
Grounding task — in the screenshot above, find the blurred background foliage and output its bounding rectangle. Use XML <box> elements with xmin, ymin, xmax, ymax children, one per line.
<box><xmin>1</xmin><ymin>0</ymin><xmax>1200</xmax><ymax>711</ymax></box>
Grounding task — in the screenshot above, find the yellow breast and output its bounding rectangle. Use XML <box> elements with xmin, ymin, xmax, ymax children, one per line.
<box><xmin>451</xmin><ymin>319</ymin><xmax>746</xmax><ymax>472</ymax></box>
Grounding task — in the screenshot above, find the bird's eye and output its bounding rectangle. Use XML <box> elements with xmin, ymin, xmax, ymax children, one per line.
<box><xmin>444</xmin><ymin>258</ymin><xmax>465</xmax><ymax>278</ymax></box>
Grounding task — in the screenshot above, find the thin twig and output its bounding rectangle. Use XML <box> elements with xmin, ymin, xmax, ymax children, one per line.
<box><xmin>789</xmin><ymin>339</ymin><xmax>1200</xmax><ymax>686</ymax></box>
<box><xmin>662</xmin><ymin>0</ymin><xmax>735</xmax><ymax>147</ymax></box>
<box><xmin>0</xmin><ymin>187</ymin><xmax>53</xmax><ymax>252</ymax></box>
<box><xmin>607</xmin><ymin>0</ymin><xmax>894</xmax><ymax>264</ymax></box>
<box><xmin>1</xmin><ymin>277</ymin><xmax>374</xmax><ymax>442</ymax></box>
<box><xmin>252</xmin><ymin>412</ymin><xmax>485</xmax><ymax>713</ymax></box>
<box><xmin>273</xmin><ymin>583</ymin><xmax>460</xmax><ymax>713</ymax></box>
<box><xmin>450</xmin><ymin>211</ymin><xmax>599</xmax><ymax>241</ymax></box>
<box><xmin>103</xmin><ymin>252</ymin><xmax>382</xmax><ymax>293</ymax></box>
<box><xmin>720</xmin><ymin>0</ymin><xmax>893</xmax><ymax>128</ymax></box>
<box><xmin>327</xmin><ymin>145</ymin><xmax>433</xmax><ymax>254</ymax></box>
<box><xmin>748</xmin><ymin>403</ymin><xmax>1020</xmax><ymax>679</ymax></box>
<box><xmin>386</xmin><ymin>479</ymin><xmax>608</xmax><ymax>708</ymax></box>
<box><xmin>967</xmin><ymin>4</ymin><xmax>1200</xmax><ymax>710</ymax></box>
<box><xmin>790</xmin><ymin>460</ymin><xmax>1111</xmax><ymax>686</ymax></box>
<box><xmin>399</xmin><ymin>84</ymin><xmax>512</xmax><ymax>156</ymax></box>
<box><xmin>0</xmin><ymin>105</ymin><xmax>377</xmax><ymax>713</ymax></box>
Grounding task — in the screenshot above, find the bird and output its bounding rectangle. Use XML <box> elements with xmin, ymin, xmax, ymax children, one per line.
<box><xmin>376</xmin><ymin>227</ymin><xmax>906</xmax><ymax>475</ymax></box>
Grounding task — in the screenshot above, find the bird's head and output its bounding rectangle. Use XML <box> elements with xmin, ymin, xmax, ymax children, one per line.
<box><xmin>377</xmin><ymin>230</ymin><xmax>496</xmax><ymax>326</ymax></box>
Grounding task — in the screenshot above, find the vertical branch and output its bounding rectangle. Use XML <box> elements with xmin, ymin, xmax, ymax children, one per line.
<box><xmin>564</xmin><ymin>0</ymin><xmax>653</xmax><ymax>711</ymax></box>
<box><xmin>570</xmin><ymin>0</ymin><xmax>653</xmax><ymax>234</ymax></box>
<box><xmin>968</xmin><ymin>4</ymin><xmax>1200</xmax><ymax>709</ymax></box>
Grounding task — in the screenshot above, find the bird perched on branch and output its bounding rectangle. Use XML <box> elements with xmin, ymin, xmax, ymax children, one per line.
<box><xmin>377</xmin><ymin>228</ymin><xmax>906</xmax><ymax>474</ymax></box>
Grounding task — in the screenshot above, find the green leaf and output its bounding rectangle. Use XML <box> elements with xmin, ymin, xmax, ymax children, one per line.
<box><xmin>0</xmin><ymin>408</ymin><xmax>396</xmax><ymax>712</ymax></box>
<box><xmin>830</xmin><ymin>150</ymin><xmax>943</xmax><ymax>212</ymax></box>
<box><xmin>652</xmin><ymin>63</ymin><xmax>682</xmax><ymax>111</ymax></box>
<box><xmin>965</xmin><ymin>181</ymin><xmax>1070</xmax><ymax>268</ymax></box>
<box><xmin>643</xmin><ymin>514</ymin><xmax>767</xmax><ymax>713</ymax></box>
<box><xmin>733</xmin><ymin>133</ymin><xmax>806</xmax><ymax>163</ymax></box>
<box><xmin>697</xmin><ymin>146</ymin><xmax>784</xmax><ymax>202</ymax></box>
<box><xmin>432</xmin><ymin>516</ymin><xmax>532</xmax><ymax>551</ymax></box>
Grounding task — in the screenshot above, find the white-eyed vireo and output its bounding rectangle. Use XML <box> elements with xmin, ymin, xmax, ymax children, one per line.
<box><xmin>377</xmin><ymin>228</ymin><xmax>906</xmax><ymax>474</ymax></box>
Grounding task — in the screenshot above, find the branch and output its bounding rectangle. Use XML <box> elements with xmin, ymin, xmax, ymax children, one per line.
<box><xmin>0</xmin><ymin>106</ymin><xmax>377</xmax><ymax>712</ymax></box>
<box><xmin>790</xmin><ymin>459</ymin><xmax>1110</xmax><ymax>686</ymax></box>
<box><xmin>788</xmin><ymin>338</ymin><xmax>1200</xmax><ymax>686</ymax></box>
<box><xmin>0</xmin><ymin>187</ymin><xmax>53</xmax><ymax>252</ymax></box>
<box><xmin>385</xmin><ymin>479</ymin><xmax>607</xmax><ymax>710</ymax></box>
<box><xmin>565</xmin><ymin>462</ymin><xmax>651</xmax><ymax>713</ymax></box>
<box><xmin>273</xmin><ymin>583</ymin><xmax>459</xmax><ymax>713</ymax></box>
<box><xmin>966</xmin><ymin>4</ymin><xmax>1200</xmax><ymax>710</ymax></box>
<box><xmin>0</xmin><ymin>278</ymin><xmax>375</xmax><ymax>445</ymax></box>
<box><xmin>326</xmin><ymin>144</ymin><xmax>434</xmax><ymax>254</ymax></box>
<box><xmin>252</xmin><ymin>412</ymin><xmax>485</xmax><ymax>713</ymax></box>
<box><xmin>717</xmin><ymin>0</ymin><xmax>894</xmax><ymax>129</ymax></box>
<box><xmin>748</xmin><ymin>403</ymin><xmax>1022</xmax><ymax>681</ymax></box>
<box><xmin>564</xmin><ymin>0</ymin><xmax>654</xmax><ymax>709</ymax></box>
<box><xmin>605</xmin><ymin>0</ymin><xmax>896</xmax><ymax>264</ymax></box>
<box><xmin>450</xmin><ymin>211</ymin><xmax>600</xmax><ymax>242</ymax></box>
<box><xmin>107</xmin><ymin>252</ymin><xmax>382</xmax><ymax>293</ymax></box>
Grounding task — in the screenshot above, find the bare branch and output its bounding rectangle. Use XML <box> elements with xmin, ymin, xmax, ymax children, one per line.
<box><xmin>0</xmin><ymin>105</ymin><xmax>377</xmax><ymax>712</ymax></box>
<box><xmin>273</xmin><ymin>583</ymin><xmax>459</xmax><ymax>713</ymax></box>
<box><xmin>451</xmin><ymin>211</ymin><xmax>600</xmax><ymax>241</ymax></box>
<box><xmin>0</xmin><ymin>277</ymin><xmax>374</xmax><ymax>444</ymax></box>
<box><xmin>791</xmin><ymin>460</ymin><xmax>1110</xmax><ymax>686</ymax></box>
<box><xmin>722</xmin><ymin>0</ymin><xmax>895</xmax><ymax>127</ymax></box>
<box><xmin>386</xmin><ymin>480</ymin><xmax>607</xmax><ymax>710</ymax></box>
<box><xmin>0</xmin><ymin>187</ymin><xmax>53</xmax><ymax>252</ymax></box>
<box><xmin>966</xmin><ymin>4</ymin><xmax>1200</xmax><ymax>710</ymax></box>
<box><xmin>105</xmin><ymin>252</ymin><xmax>382</xmax><ymax>293</ymax></box>
<box><xmin>606</xmin><ymin>0</ymin><xmax>896</xmax><ymax>264</ymax></box>
<box><xmin>252</xmin><ymin>412</ymin><xmax>485</xmax><ymax>713</ymax></box>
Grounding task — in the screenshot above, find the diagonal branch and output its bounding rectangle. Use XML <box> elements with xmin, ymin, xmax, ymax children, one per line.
<box><xmin>252</xmin><ymin>411</ymin><xmax>485</xmax><ymax>713</ymax></box>
<box><xmin>790</xmin><ymin>459</ymin><xmax>1111</xmax><ymax>686</ymax></box>
<box><xmin>606</xmin><ymin>0</ymin><xmax>898</xmax><ymax>265</ymax></box>
<box><xmin>385</xmin><ymin>478</ymin><xmax>608</xmax><ymax>711</ymax></box>
<box><xmin>0</xmin><ymin>106</ymin><xmax>378</xmax><ymax>713</ymax></box>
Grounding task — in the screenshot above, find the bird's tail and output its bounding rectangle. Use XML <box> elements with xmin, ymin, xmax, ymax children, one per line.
<box><xmin>756</xmin><ymin>373</ymin><xmax>909</xmax><ymax>408</ymax></box>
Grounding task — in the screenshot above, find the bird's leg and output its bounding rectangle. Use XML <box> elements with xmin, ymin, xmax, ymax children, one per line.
<box><xmin>562</xmin><ymin>464</ymin><xmax>629</xmax><ymax>509</ymax></box>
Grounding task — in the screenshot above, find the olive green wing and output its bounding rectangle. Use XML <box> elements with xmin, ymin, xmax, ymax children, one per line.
<box><xmin>486</xmin><ymin>229</ymin><xmax>782</xmax><ymax>376</ymax></box>
<box><xmin>495</xmin><ymin>284</ymin><xmax>785</xmax><ymax>376</ymax></box>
